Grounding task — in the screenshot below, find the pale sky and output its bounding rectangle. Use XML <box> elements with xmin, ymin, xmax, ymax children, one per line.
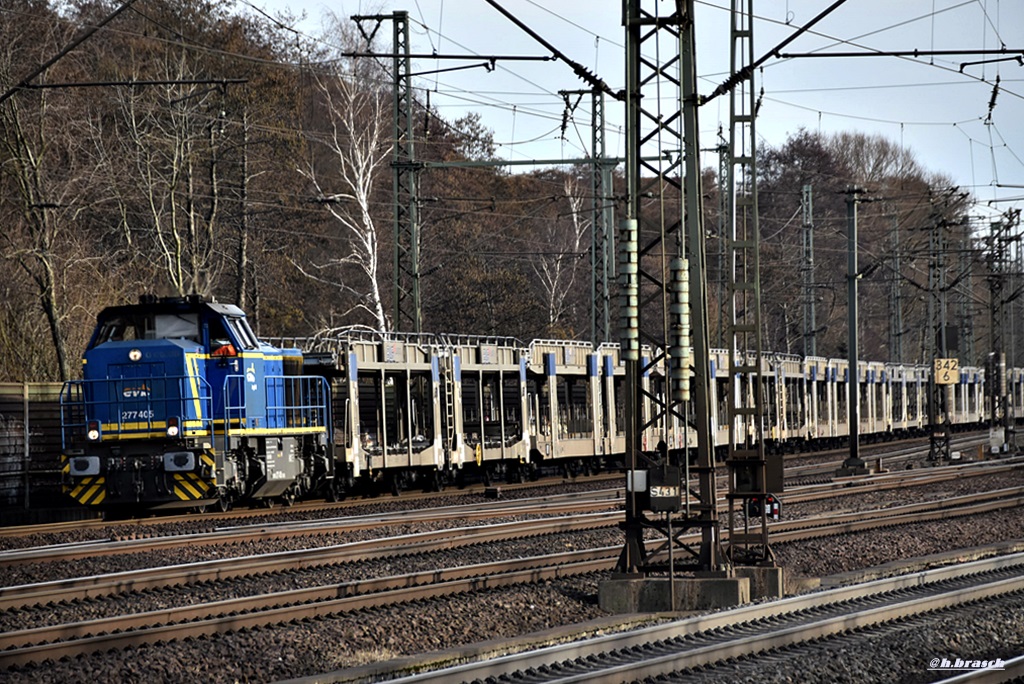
<box><xmin>244</xmin><ymin>0</ymin><xmax>1024</xmax><ymax>220</ymax></box>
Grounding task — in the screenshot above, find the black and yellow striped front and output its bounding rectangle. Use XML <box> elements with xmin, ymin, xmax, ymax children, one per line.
<box><xmin>65</xmin><ymin>475</ymin><xmax>108</xmax><ymax>506</ymax></box>
<box><xmin>62</xmin><ymin>448</ymin><xmax>218</xmax><ymax>510</ymax></box>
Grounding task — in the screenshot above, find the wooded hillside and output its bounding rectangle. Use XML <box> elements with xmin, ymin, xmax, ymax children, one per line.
<box><xmin>0</xmin><ymin>1</ymin><xmax>979</xmax><ymax>381</ymax></box>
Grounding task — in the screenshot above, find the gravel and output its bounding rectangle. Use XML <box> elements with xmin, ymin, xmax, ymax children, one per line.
<box><xmin>644</xmin><ymin>593</ymin><xmax>1024</xmax><ymax>683</ymax></box>
<box><xmin>4</xmin><ymin>471</ymin><xmax>1024</xmax><ymax>683</ymax></box>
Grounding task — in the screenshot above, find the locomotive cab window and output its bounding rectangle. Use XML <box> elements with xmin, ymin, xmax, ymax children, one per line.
<box><xmin>91</xmin><ymin>316</ymin><xmax>139</xmax><ymax>346</ymax></box>
<box><xmin>90</xmin><ymin>312</ymin><xmax>199</xmax><ymax>347</ymax></box>
<box><xmin>153</xmin><ymin>313</ymin><xmax>199</xmax><ymax>341</ymax></box>
<box><xmin>227</xmin><ymin>317</ymin><xmax>258</xmax><ymax>349</ymax></box>
<box><xmin>208</xmin><ymin>317</ymin><xmax>238</xmax><ymax>357</ymax></box>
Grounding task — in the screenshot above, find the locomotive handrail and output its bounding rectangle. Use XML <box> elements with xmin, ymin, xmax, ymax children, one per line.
<box><xmin>59</xmin><ymin>375</ymin><xmax>214</xmax><ymax>448</ymax></box>
<box><xmin>220</xmin><ymin>374</ymin><xmax>330</xmax><ymax>453</ymax></box>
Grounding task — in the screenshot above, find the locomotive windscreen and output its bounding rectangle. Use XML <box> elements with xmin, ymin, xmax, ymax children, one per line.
<box><xmin>90</xmin><ymin>313</ymin><xmax>200</xmax><ymax>347</ymax></box>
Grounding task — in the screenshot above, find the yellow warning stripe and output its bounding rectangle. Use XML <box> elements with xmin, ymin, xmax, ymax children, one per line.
<box><xmin>93</xmin><ymin>430</ymin><xmax>174</xmax><ymax>440</ymax></box>
<box><xmin>230</xmin><ymin>426</ymin><xmax>327</xmax><ymax>436</ymax></box>
<box><xmin>185</xmin><ymin>353</ymin><xmax>204</xmax><ymax>427</ymax></box>
<box><xmin>95</xmin><ymin>426</ymin><xmax>322</xmax><ymax>440</ymax></box>
<box><xmin>173</xmin><ymin>472</ymin><xmax>208</xmax><ymax>500</ymax></box>
<box><xmin>70</xmin><ymin>477</ymin><xmax>106</xmax><ymax>506</ymax></box>
<box><xmin>103</xmin><ymin>420</ymin><xmax>168</xmax><ymax>431</ymax></box>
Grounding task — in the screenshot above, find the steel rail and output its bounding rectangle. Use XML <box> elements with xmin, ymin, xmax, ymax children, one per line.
<box><xmin>7</xmin><ymin>456</ymin><xmax>1019</xmax><ymax>565</ymax></box>
<box><xmin>0</xmin><ymin>433</ymin><xmax>995</xmax><ymax>541</ymax></box>
<box><xmin>0</xmin><ymin>497</ymin><xmax>622</xmax><ymax>566</ymax></box>
<box><xmin>0</xmin><ymin>513</ymin><xmax>620</xmax><ymax>610</ymax></box>
<box><xmin>0</xmin><ymin>556</ymin><xmax>614</xmax><ymax>667</ymax></box>
<box><xmin>781</xmin><ymin>461</ymin><xmax>1024</xmax><ymax>504</ymax></box>
<box><xmin>4</xmin><ymin>482</ymin><xmax>1023</xmax><ymax>611</ymax></box>
<box><xmin>0</xmin><ymin>547</ymin><xmax>619</xmax><ymax>655</ymax></box>
<box><xmin>0</xmin><ymin>475</ymin><xmax>623</xmax><ymax>538</ymax></box>
<box><xmin>932</xmin><ymin>654</ymin><xmax>1024</xmax><ymax>683</ymax></box>
<box><xmin>372</xmin><ymin>555</ymin><xmax>1024</xmax><ymax>683</ymax></box>
<box><xmin>4</xmin><ymin>497</ymin><xmax>1024</xmax><ymax>667</ymax></box>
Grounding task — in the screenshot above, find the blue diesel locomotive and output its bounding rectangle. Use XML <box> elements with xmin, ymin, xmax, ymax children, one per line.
<box><xmin>60</xmin><ymin>295</ymin><xmax>332</xmax><ymax>511</ymax></box>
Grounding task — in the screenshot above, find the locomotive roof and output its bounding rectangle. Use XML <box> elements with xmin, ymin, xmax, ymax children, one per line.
<box><xmin>96</xmin><ymin>295</ymin><xmax>246</xmax><ymax>321</ymax></box>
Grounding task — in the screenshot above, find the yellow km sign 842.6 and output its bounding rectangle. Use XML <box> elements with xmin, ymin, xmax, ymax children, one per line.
<box><xmin>933</xmin><ymin>357</ymin><xmax>960</xmax><ymax>385</ymax></box>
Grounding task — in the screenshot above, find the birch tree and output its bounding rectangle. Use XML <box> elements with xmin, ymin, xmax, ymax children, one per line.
<box><xmin>297</xmin><ymin>29</ymin><xmax>392</xmax><ymax>333</ymax></box>
<box><xmin>532</xmin><ymin>173</ymin><xmax>590</xmax><ymax>335</ymax></box>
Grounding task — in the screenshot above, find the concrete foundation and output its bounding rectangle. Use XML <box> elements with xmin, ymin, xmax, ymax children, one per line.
<box><xmin>599</xmin><ymin>574</ymin><xmax>750</xmax><ymax>613</ymax></box>
<box><xmin>734</xmin><ymin>565</ymin><xmax>784</xmax><ymax>600</ymax></box>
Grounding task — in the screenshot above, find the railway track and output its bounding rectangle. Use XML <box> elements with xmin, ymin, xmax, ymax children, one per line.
<box><xmin>0</xmin><ymin>473</ymin><xmax>625</xmax><ymax>539</ymax></box>
<box><xmin>782</xmin><ymin>434</ymin><xmax>992</xmax><ymax>482</ymax></box>
<box><xmin>355</xmin><ymin>554</ymin><xmax>1024</xmax><ymax>683</ymax></box>
<box><xmin>0</xmin><ymin>433</ymin><xmax>993</xmax><ymax>543</ymax></box>
<box><xmin>3</xmin><ymin>478</ymin><xmax>1024</xmax><ymax>668</ymax></box>
<box><xmin>0</xmin><ymin>489</ymin><xmax>623</xmax><ymax>567</ymax></box>
<box><xmin>4</xmin><ymin>457</ymin><xmax>1019</xmax><ymax>567</ymax></box>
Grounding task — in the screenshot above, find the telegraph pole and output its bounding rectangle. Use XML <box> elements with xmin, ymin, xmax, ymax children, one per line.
<box><xmin>801</xmin><ymin>185</ymin><xmax>816</xmax><ymax>357</ymax></box>
<box><xmin>838</xmin><ymin>187</ymin><xmax>868</xmax><ymax>475</ymax></box>
<box><xmin>888</xmin><ymin>212</ymin><xmax>904</xmax><ymax>363</ymax></box>
<box><xmin>592</xmin><ymin>90</ymin><xmax>614</xmax><ymax>345</ymax></box>
<box><xmin>716</xmin><ymin>139</ymin><xmax>729</xmax><ymax>349</ymax></box>
<box><xmin>556</xmin><ymin>89</ymin><xmax>616</xmax><ymax>346</ymax></box>
<box><xmin>390</xmin><ymin>12</ymin><xmax>422</xmax><ymax>334</ymax></box>
<box><xmin>988</xmin><ymin>210</ymin><xmax>1022</xmax><ymax>454</ymax></box>
<box><xmin>928</xmin><ymin>208</ymin><xmax>952</xmax><ymax>462</ymax></box>
<box><xmin>722</xmin><ymin>0</ymin><xmax>779</xmax><ymax>566</ymax></box>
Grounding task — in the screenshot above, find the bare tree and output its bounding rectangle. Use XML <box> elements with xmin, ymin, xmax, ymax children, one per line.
<box><xmin>531</xmin><ymin>173</ymin><xmax>589</xmax><ymax>335</ymax></box>
<box><xmin>0</xmin><ymin>9</ymin><xmax>108</xmax><ymax>381</ymax></box>
<box><xmin>108</xmin><ymin>55</ymin><xmax>231</xmax><ymax>298</ymax></box>
<box><xmin>296</xmin><ymin>23</ymin><xmax>392</xmax><ymax>333</ymax></box>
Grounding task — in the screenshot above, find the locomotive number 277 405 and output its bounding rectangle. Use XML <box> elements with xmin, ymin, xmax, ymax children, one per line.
<box><xmin>121</xmin><ymin>410</ymin><xmax>155</xmax><ymax>421</ymax></box>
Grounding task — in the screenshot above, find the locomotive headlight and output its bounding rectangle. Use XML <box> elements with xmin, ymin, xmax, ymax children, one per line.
<box><xmin>166</xmin><ymin>416</ymin><xmax>180</xmax><ymax>438</ymax></box>
<box><xmin>129</xmin><ymin>348</ymin><xmax>142</xmax><ymax>362</ymax></box>
<box><xmin>86</xmin><ymin>420</ymin><xmax>101</xmax><ymax>442</ymax></box>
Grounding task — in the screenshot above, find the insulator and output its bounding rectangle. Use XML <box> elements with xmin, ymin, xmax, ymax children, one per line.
<box><xmin>999</xmin><ymin>353</ymin><xmax>1007</xmax><ymax>396</ymax></box>
<box><xmin>619</xmin><ymin>220</ymin><xmax>639</xmax><ymax>360</ymax></box>
<box><xmin>669</xmin><ymin>257</ymin><xmax>690</xmax><ymax>401</ymax></box>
